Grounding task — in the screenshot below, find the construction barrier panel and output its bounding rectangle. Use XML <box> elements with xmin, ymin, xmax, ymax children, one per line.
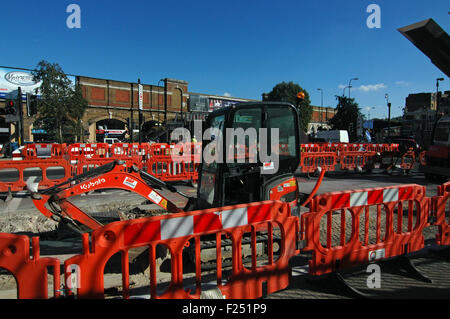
<box><xmin>300</xmin><ymin>184</ymin><xmax>429</xmax><ymax>276</ymax></box>
<box><xmin>300</xmin><ymin>144</ymin><xmax>321</xmax><ymax>153</ymax></box>
<box><xmin>0</xmin><ymin>234</ymin><xmax>60</xmax><ymax>299</ymax></box>
<box><xmin>0</xmin><ymin>158</ymin><xmax>72</xmax><ymax>193</ymax></box>
<box><xmin>18</xmin><ymin>143</ymin><xmax>68</xmax><ymax>160</ymax></box>
<box><xmin>110</xmin><ymin>143</ymin><xmax>150</xmax><ymax>160</ymax></box>
<box><xmin>64</xmin><ymin>143</ymin><xmax>111</xmax><ymax>161</ymax></box>
<box><xmin>300</xmin><ymin>152</ymin><xmax>337</xmax><ymax>173</ymax></box>
<box><xmin>146</xmin><ymin>157</ymin><xmax>197</xmax><ymax>182</ymax></box>
<box><xmin>419</xmin><ymin>151</ymin><xmax>427</xmax><ymax>166</ymax></box>
<box><xmin>64</xmin><ymin>200</ymin><xmax>299</xmax><ymax>299</ymax></box>
<box><xmin>147</xmin><ymin>143</ymin><xmax>200</xmax><ymax>182</ymax></box>
<box><xmin>339</xmin><ymin>150</ymin><xmax>377</xmax><ymax>171</ymax></box>
<box><xmin>400</xmin><ymin>150</ymin><xmax>416</xmax><ymax>171</ymax></box>
<box><xmin>433</xmin><ymin>182</ymin><xmax>450</xmax><ymax>246</ymax></box>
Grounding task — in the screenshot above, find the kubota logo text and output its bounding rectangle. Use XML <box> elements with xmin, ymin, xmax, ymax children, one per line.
<box><xmin>80</xmin><ymin>178</ymin><xmax>106</xmax><ymax>190</ymax></box>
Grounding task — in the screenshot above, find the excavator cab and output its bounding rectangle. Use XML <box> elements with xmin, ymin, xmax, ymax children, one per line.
<box><xmin>193</xmin><ymin>102</ymin><xmax>301</xmax><ymax>211</ymax></box>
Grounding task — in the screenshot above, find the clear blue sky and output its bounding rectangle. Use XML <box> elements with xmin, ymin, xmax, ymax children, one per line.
<box><xmin>1</xmin><ymin>0</ymin><xmax>449</xmax><ymax>119</ymax></box>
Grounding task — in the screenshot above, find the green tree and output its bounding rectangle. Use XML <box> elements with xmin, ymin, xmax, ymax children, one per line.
<box><xmin>32</xmin><ymin>60</ymin><xmax>88</xmax><ymax>143</ymax></box>
<box><xmin>328</xmin><ymin>96</ymin><xmax>364</xmax><ymax>141</ymax></box>
<box><xmin>264</xmin><ymin>81</ymin><xmax>312</xmax><ymax>132</ymax></box>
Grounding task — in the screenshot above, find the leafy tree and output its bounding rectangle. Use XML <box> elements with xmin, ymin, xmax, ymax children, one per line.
<box><xmin>328</xmin><ymin>96</ymin><xmax>364</xmax><ymax>141</ymax></box>
<box><xmin>264</xmin><ymin>81</ymin><xmax>312</xmax><ymax>132</ymax></box>
<box><xmin>32</xmin><ymin>60</ymin><xmax>88</xmax><ymax>143</ymax></box>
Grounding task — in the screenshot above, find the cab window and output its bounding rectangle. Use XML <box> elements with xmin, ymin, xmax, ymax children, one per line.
<box><xmin>229</xmin><ymin>108</ymin><xmax>262</xmax><ymax>164</ymax></box>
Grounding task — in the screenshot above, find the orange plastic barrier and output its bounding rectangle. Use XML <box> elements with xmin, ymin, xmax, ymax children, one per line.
<box><xmin>0</xmin><ymin>234</ymin><xmax>60</xmax><ymax>299</ymax></box>
<box><xmin>64</xmin><ymin>200</ymin><xmax>298</xmax><ymax>299</ymax></box>
<box><xmin>110</xmin><ymin>143</ymin><xmax>150</xmax><ymax>160</ymax></box>
<box><xmin>339</xmin><ymin>150</ymin><xmax>376</xmax><ymax>171</ymax></box>
<box><xmin>147</xmin><ymin>143</ymin><xmax>200</xmax><ymax>182</ymax></box>
<box><xmin>300</xmin><ymin>184</ymin><xmax>429</xmax><ymax>275</ymax></box>
<box><xmin>400</xmin><ymin>150</ymin><xmax>416</xmax><ymax>171</ymax></box>
<box><xmin>0</xmin><ymin>158</ymin><xmax>72</xmax><ymax>192</ymax></box>
<box><xmin>147</xmin><ymin>157</ymin><xmax>199</xmax><ymax>183</ymax></box>
<box><xmin>21</xmin><ymin>143</ymin><xmax>67</xmax><ymax>160</ymax></box>
<box><xmin>419</xmin><ymin>151</ymin><xmax>427</xmax><ymax>166</ymax></box>
<box><xmin>300</xmin><ymin>152</ymin><xmax>337</xmax><ymax>173</ymax></box>
<box><xmin>433</xmin><ymin>182</ymin><xmax>450</xmax><ymax>246</ymax></box>
<box><xmin>318</xmin><ymin>143</ymin><xmax>341</xmax><ymax>152</ymax></box>
<box><xmin>65</xmin><ymin>143</ymin><xmax>111</xmax><ymax>160</ymax></box>
<box><xmin>300</xmin><ymin>144</ymin><xmax>321</xmax><ymax>153</ymax></box>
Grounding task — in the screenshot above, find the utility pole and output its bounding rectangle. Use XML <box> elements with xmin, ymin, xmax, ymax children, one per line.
<box><xmin>18</xmin><ymin>87</ymin><xmax>24</xmax><ymax>146</ymax></box>
<box><xmin>348</xmin><ymin>77</ymin><xmax>359</xmax><ymax>99</ymax></box>
<box><xmin>431</xmin><ymin>78</ymin><xmax>445</xmax><ymax>146</ymax></box>
<box><xmin>385</xmin><ymin>94</ymin><xmax>391</xmax><ymax>140</ymax></box>
<box><xmin>317</xmin><ymin>88</ymin><xmax>323</xmax><ymax>128</ymax></box>
<box><xmin>130</xmin><ymin>82</ymin><xmax>134</xmax><ymax>143</ymax></box>
<box><xmin>138</xmin><ymin>78</ymin><xmax>143</xmax><ymax>144</ymax></box>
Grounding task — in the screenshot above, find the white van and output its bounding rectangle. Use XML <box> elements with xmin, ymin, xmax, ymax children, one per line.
<box><xmin>315</xmin><ymin>130</ymin><xmax>349</xmax><ymax>143</ymax></box>
<box><xmin>104</xmin><ymin>137</ymin><xmax>120</xmax><ymax>144</ymax></box>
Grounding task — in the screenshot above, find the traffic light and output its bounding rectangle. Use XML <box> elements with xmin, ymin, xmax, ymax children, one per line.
<box><xmin>5</xmin><ymin>99</ymin><xmax>17</xmax><ymax>115</ymax></box>
<box><xmin>27</xmin><ymin>94</ymin><xmax>38</xmax><ymax>116</ymax></box>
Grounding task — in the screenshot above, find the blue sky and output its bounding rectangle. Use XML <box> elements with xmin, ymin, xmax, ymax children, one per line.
<box><xmin>1</xmin><ymin>0</ymin><xmax>449</xmax><ymax>119</ymax></box>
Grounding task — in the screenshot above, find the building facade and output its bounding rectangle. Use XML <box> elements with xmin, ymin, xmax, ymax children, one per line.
<box><xmin>0</xmin><ymin>66</ymin><xmax>336</xmax><ymax>144</ymax></box>
<box><xmin>402</xmin><ymin>91</ymin><xmax>450</xmax><ymax>148</ymax></box>
<box><xmin>307</xmin><ymin>106</ymin><xmax>337</xmax><ymax>134</ymax></box>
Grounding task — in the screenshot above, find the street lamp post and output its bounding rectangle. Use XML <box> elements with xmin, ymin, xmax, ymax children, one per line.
<box><xmin>138</xmin><ymin>78</ymin><xmax>142</xmax><ymax>145</ymax></box>
<box><xmin>157</xmin><ymin>79</ymin><xmax>164</xmax><ymax>125</ymax></box>
<box><xmin>175</xmin><ymin>86</ymin><xmax>184</xmax><ymax>125</ymax></box>
<box><xmin>436</xmin><ymin>77</ymin><xmax>444</xmax><ymax>115</ymax></box>
<box><xmin>431</xmin><ymin>77</ymin><xmax>445</xmax><ymax>145</ymax></box>
<box><xmin>317</xmin><ymin>88</ymin><xmax>323</xmax><ymax>128</ymax></box>
<box><xmin>348</xmin><ymin>78</ymin><xmax>359</xmax><ymax>99</ymax></box>
<box><xmin>385</xmin><ymin>94</ymin><xmax>391</xmax><ymax>140</ymax></box>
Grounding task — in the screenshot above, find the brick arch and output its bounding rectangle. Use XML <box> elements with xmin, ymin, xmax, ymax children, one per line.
<box><xmin>87</xmin><ymin>115</ymin><xmax>128</xmax><ymax>126</ymax></box>
<box><xmin>86</xmin><ymin>115</ymin><xmax>128</xmax><ymax>142</ymax></box>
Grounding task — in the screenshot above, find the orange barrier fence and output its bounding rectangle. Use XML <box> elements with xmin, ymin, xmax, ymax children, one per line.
<box><xmin>434</xmin><ymin>182</ymin><xmax>450</xmax><ymax>246</ymax></box>
<box><xmin>3</xmin><ymin>180</ymin><xmax>450</xmax><ymax>299</ymax></box>
<box><xmin>300</xmin><ymin>184</ymin><xmax>429</xmax><ymax>275</ymax></box>
<box><xmin>419</xmin><ymin>151</ymin><xmax>427</xmax><ymax>166</ymax></box>
<box><xmin>63</xmin><ymin>200</ymin><xmax>298</xmax><ymax>299</ymax></box>
<box><xmin>339</xmin><ymin>151</ymin><xmax>377</xmax><ymax>171</ymax></box>
<box><xmin>299</xmin><ymin>143</ymin><xmax>411</xmax><ymax>174</ymax></box>
<box><xmin>21</xmin><ymin>143</ymin><xmax>67</xmax><ymax>159</ymax></box>
<box><xmin>0</xmin><ymin>159</ymin><xmax>72</xmax><ymax>193</ymax></box>
<box><xmin>300</xmin><ymin>152</ymin><xmax>337</xmax><ymax>173</ymax></box>
<box><xmin>0</xmin><ymin>234</ymin><xmax>60</xmax><ymax>299</ymax></box>
<box><xmin>0</xmin><ymin>143</ymin><xmax>202</xmax><ymax>193</ymax></box>
<box><xmin>300</xmin><ymin>143</ymin><xmax>399</xmax><ymax>153</ymax></box>
<box><xmin>400</xmin><ymin>150</ymin><xmax>416</xmax><ymax>171</ymax></box>
<box><xmin>146</xmin><ymin>157</ymin><xmax>199</xmax><ymax>183</ymax></box>
<box><xmin>64</xmin><ymin>143</ymin><xmax>111</xmax><ymax>160</ymax></box>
